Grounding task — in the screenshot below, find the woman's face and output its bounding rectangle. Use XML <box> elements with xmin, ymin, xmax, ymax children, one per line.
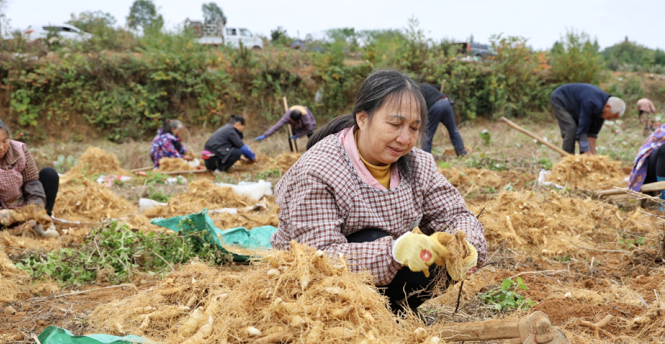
<box><xmin>356</xmin><ymin>93</ymin><xmax>422</xmax><ymax>166</ymax></box>
<box><xmin>0</xmin><ymin>130</ymin><xmax>9</xmax><ymax>160</ymax></box>
<box><xmin>173</xmin><ymin>127</ymin><xmax>183</xmax><ymax>137</ymax></box>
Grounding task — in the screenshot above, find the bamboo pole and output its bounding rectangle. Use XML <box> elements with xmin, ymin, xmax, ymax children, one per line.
<box><xmin>596</xmin><ymin>181</ymin><xmax>665</xmax><ymax>197</ymax></box>
<box><xmin>499</xmin><ymin>117</ymin><xmax>571</xmax><ymax>157</ymax></box>
<box><xmin>283</xmin><ymin>96</ymin><xmax>298</xmax><ymax>153</ymax></box>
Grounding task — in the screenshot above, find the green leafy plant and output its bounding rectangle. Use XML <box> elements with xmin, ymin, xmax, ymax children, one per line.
<box><xmin>145</xmin><ymin>171</ymin><xmax>169</xmax><ymax>185</ymax></box>
<box><xmin>148</xmin><ymin>189</ymin><xmax>170</xmax><ymax>203</ymax></box>
<box><xmin>15</xmin><ymin>221</ymin><xmax>230</xmax><ymax>286</ymax></box>
<box><xmin>479</xmin><ymin>129</ymin><xmax>491</xmax><ymax>145</ymax></box>
<box><xmin>53</xmin><ymin>155</ymin><xmax>78</xmax><ymax>174</ymax></box>
<box><xmin>481</xmin><ymin>277</ymin><xmax>536</xmax><ymax>311</ymax></box>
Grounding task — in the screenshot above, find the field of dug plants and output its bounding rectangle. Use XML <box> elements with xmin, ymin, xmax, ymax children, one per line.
<box><xmin>1</xmin><ymin>106</ymin><xmax>665</xmax><ymax>344</ymax></box>
<box><xmin>1</xmin><ymin>16</ymin><xmax>665</xmax><ymax>343</ymax></box>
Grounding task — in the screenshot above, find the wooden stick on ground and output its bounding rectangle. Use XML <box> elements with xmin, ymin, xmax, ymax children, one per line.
<box><xmin>499</xmin><ymin>117</ymin><xmax>571</xmax><ymax>157</ymax></box>
<box><xmin>160</xmin><ymin>169</ymin><xmax>209</xmax><ymax>175</ymax></box>
<box><xmin>596</xmin><ymin>182</ymin><xmax>665</xmax><ymax>197</ymax></box>
<box><xmin>283</xmin><ymin>96</ymin><xmax>298</xmax><ymax>153</ymax></box>
<box><xmin>130</xmin><ymin>166</ymin><xmax>153</xmax><ymax>173</ymax></box>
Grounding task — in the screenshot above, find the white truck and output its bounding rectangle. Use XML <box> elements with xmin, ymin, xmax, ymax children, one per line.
<box><xmin>22</xmin><ymin>24</ymin><xmax>93</xmax><ymax>42</ymax></box>
<box><xmin>186</xmin><ymin>19</ymin><xmax>263</xmax><ymax>50</ymax></box>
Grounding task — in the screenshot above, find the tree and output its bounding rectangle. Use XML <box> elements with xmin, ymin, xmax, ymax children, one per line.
<box><xmin>202</xmin><ymin>2</ymin><xmax>226</xmax><ymax>25</ymax></box>
<box><xmin>127</xmin><ymin>0</ymin><xmax>163</xmax><ymax>31</ymax></box>
<box><xmin>68</xmin><ymin>11</ymin><xmax>116</xmax><ymax>33</ymax></box>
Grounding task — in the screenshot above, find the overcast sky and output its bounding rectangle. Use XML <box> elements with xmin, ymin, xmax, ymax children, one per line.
<box><xmin>3</xmin><ymin>0</ymin><xmax>664</xmax><ymax>51</ymax></box>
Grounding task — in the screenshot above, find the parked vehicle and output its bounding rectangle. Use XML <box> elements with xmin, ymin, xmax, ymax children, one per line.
<box><xmin>454</xmin><ymin>42</ymin><xmax>495</xmax><ymax>60</ymax></box>
<box><xmin>186</xmin><ymin>19</ymin><xmax>263</xmax><ymax>50</ymax></box>
<box><xmin>23</xmin><ymin>24</ymin><xmax>93</xmax><ymax>42</ymax></box>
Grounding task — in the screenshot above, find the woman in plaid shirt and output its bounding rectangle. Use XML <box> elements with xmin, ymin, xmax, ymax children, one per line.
<box><xmin>0</xmin><ymin>120</ymin><xmax>59</xmax><ymax>237</ymax></box>
<box><xmin>272</xmin><ymin>70</ymin><xmax>487</xmax><ymax>313</ymax></box>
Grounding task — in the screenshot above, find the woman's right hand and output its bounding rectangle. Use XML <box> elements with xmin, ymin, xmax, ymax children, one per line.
<box><xmin>393</xmin><ymin>232</ymin><xmax>450</xmax><ymax>278</ymax></box>
<box><xmin>0</xmin><ymin>209</ymin><xmax>16</xmax><ymax>227</ymax></box>
<box><xmin>254</xmin><ymin>135</ymin><xmax>266</xmax><ymax>142</ymax></box>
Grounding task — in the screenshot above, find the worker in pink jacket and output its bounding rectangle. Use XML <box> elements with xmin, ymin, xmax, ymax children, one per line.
<box><xmin>271</xmin><ymin>70</ymin><xmax>486</xmax><ymax>314</ymax></box>
<box><xmin>637</xmin><ymin>98</ymin><xmax>660</xmax><ymax>135</ymax></box>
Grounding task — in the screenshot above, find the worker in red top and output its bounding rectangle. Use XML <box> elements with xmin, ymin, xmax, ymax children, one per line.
<box><xmin>254</xmin><ymin>105</ymin><xmax>317</xmax><ymax>152</ymax></box>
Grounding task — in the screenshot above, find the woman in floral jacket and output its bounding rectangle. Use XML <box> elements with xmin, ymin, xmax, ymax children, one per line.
<box><xmin>271</xmin><ymin>70</ymin><xmax>487</xmax><ymax>313</ymax></box>
<box><xmin>150</xmin><ymin>120</ymin><xmax>192</xmax><ymax>168</ymax></box>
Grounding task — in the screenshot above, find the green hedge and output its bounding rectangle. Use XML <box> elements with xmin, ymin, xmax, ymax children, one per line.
<box><xmin>0</xmin><ymin>30</ymin><xmax>611</xmax><ymax>142</ymax></box>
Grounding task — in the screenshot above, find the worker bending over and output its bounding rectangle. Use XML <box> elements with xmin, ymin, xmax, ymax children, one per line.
<box><xmin>254</xmin><ymin>105</ymin><xmax>316</xmax><ymax>152</ymax></box>
<box><xmin>203</xmin><ymin>115</ymin><xmax>258</xmax><ymax>172</ymax></box>
<box><xmin>637</xmin><ymin>98</ymin><xmax>659</xmax><ymax>135</ymax></box>
<box><xmin>271</xmin><ymin>70</ymin><xmax>486</xmax><ymax>313</ymax></box>
<box><xmin>420</xmin><ymin>83</ymin><xmax>466</xmax><ymax>156</ymax></box>
<box><xmin>550</xmin><ymin>83</ymin><xmax>625</xmax><ymax>155</ymax></box>
<box><xmin>629</xmin><ymin>123</ymin><xmax>665</xmax><ymax>207</ymax></box>
<box><xmin>0</xmin><ymin>119</ymin><xmax>59</xmax><ymax>237</ymax></box>
<box><xmin>150</xmin><ymin>119</ymin><xmax>194</xmax><ymax>169</ymax></box>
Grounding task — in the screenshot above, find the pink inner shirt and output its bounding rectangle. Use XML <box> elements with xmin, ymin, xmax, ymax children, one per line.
<box><xmin>338</xmin><ymin>126</ymin><xmax>400</xmax><ymax>190</ymax></box>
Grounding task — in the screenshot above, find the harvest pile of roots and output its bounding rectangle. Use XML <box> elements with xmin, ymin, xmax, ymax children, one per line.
<box><xmin>0</xmin><ymin>249</ymin><xmax>31</xmax><ymax>302</ymax></box>
<box><xmin>467</xmin><ymin>190</ymin><xmax>658</xmax><ymax>256</ymax></box>
<box><xmin>267</xmin><ymin>152</ymin><xmax>302</xmax><ymax>173</ymax></box>
<box><xmin>61</xmin><ymin>147</ymin><xmax>130</xmax><ymax>182</ymax></box>
<box><xmin>89</xmin><ymin>242</ymin><xmax>441</xmax><ymax>343</ymax></box>
<box><xmin>548</xmin><ymin>155</ymin><xmax>626</xmax><ymax>190</ymax></box>
<box><xmin>53</xmin><ymin>179</ymin><xmax>137</xmax><ymax>222</ymax></box>
<box><xmin>440</xmin><ymin>167</ymin><xmax>535</xmax><ymax>194</ymax></box>
<box><xmin>158</xmin><ymin>157</ymin><xmax>195</xmax><ymax>172</ymax></box>
<box><xmin>14</xmin><ymin>204</ymin><xmax>52</xmax><ymax>227</ymax></box>
<box><xmin>144</xmin><ymin>179</ymin><xmax>279</xmax><ymax>229</ymax></box>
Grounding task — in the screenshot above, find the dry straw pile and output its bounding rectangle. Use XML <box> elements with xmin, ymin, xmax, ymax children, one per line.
<box><xmin>0</xmin><ymin>249</ymin><xmax>31</xmax><ymax>302</ymax></box>
<box><xmin>440</xmin><ymin>167</ymin><xmax>535</xmax><ymax>193</ymax></box>
<box><xmin>548</xmin><ymin>155</ymin><xmax>626</xmax><ymax>190</ymax></box>
<box><xmin>61</xmin><ymin>147</ymin><xmax>130</xmax><ymax>183</ymax></box>
<box><xmin>158</xmin><ymin>158</ymin><xmax>195</xmax><ymax>172</ymax></box>
<box><xmin>53</xmin><ymin>179</ymin><xmax>137</xmax><ymax>223</ymax></box>
<box><xmin>469</xmin><ymin>190</ymin><xmax>657</xmax><ymax>256</ymax></box>
<box><xmin>90</xmin><ymin>242</ymin><xmax>443</xmax><ymax>344</ymax></box>
<box><xmin>267</xmin><ymin>153</ymin><xmax>302</xmax><ymax>173</ymax></box>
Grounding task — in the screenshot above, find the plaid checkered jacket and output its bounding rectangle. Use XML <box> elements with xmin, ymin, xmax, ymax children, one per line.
<box><xmin>271</xmin><ymin>133</ymin><xmax>487</xmax><ymax>285</ymax></box>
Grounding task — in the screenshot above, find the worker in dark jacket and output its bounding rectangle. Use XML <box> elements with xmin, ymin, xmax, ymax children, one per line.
<box><xmin>420</xmin><ymin>84</ymin><xmax>466</xmax><ymax>156</ymax></box>
<box><xmin>254</xmin><ymin>105</ymin><xmax>316</xmax><ymax>152</ymax></box>
<box><xmin>203</xmin><ymin>115</ymin><xmax>258</xmax><ymax>172</ymax></box>
<box><xmin>550</xmin><ymin>83</ymin><xmax>625</xmax><ymax>155</ymax></box>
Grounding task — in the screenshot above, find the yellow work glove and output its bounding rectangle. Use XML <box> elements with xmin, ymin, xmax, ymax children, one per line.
<box><xmin>0</xmin><ymin>209</ymin><xmax>16</xmax><ymax>227</ymax></box>
<box><xmin>393</xmin><ymin>233</ymin><xmax>449</xmax><ymax>278</ymax></box>
<box><xmin>446</xmin><ymin>241</ymin><xmax>478</xmax><ymax>281</ymax></box>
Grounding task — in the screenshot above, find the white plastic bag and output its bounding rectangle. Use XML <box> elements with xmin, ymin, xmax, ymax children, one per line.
<box><xmin>139</xmin><ymin>198</ymin><xmax>167</xmax><ymax>213</ymax></box>
<box><xmin>215</xmin><ymin>180</ymin><xmax>273</xmax><ymax>201</ymax></box>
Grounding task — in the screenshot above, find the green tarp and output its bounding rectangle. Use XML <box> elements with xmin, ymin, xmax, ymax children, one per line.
<box><xmin>150</xmin><ymin>208</ymin><xmax>277</xmax><ymax>262</ymax></box>
<box><xmin>38</xmin><ymin>326</ymin><xmax>152</xmax><ymax>344</ymax></box>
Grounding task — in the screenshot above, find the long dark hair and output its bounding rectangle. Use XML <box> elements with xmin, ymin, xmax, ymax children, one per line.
<box><xmin>306</xmin><ymin>70</ymin><xmax>427</xmax><ymax>150</ymax></box>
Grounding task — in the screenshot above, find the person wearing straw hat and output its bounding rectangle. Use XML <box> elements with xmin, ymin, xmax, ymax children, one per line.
<box><xmin>254</xmin><ymin>105</ymin><xmax>316</xmax><ymax>152</ymax></box>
